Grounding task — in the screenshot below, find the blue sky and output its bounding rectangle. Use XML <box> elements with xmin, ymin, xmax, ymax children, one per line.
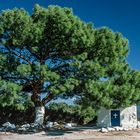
<box><xmin>0</xmin><ymin>0</ymin><xmax>140</xmax><ymax>70</ymax></box>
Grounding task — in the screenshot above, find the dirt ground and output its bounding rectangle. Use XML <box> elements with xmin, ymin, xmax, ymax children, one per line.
<box><xmin>1</xmin><ymin>128</ymin><xmax>140</xmax><ymax>140</ymax></box>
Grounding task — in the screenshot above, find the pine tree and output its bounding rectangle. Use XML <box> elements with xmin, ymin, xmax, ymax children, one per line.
<box><xmin>1</xmin><ymin>4</ymin><xmax>140</xmax><ymax>125</ymax></box>
<box><xmin>0</xmin><ymin>4</ymin><xmax>94</xmax><ymax>124</ymax></box>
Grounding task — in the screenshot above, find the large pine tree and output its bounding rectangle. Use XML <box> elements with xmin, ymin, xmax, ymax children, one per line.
<box><xmin>0</xmin><ymin>4</ymin><xmax>94</xmax><ymax>124</ymax></box>
<box><xmin>0</xmin><ymin>4</ymin><xmax>140</xmax><ymax>125</ymax></box>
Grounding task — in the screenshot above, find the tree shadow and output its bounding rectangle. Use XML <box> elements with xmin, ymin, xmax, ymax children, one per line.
<box><xmin>43</xmin><ymin>126</ymin><xmax>99</xmax><ymax>136</ymax></box>
<box><xmin>45</xmin><ymin>129</ymin><xmax>73</xmax><ymax>136</ymax></box>
<box><xmin>1</xmin><ymin>125</ymin><xmax>100</xmax><ymax>136</ymax></box>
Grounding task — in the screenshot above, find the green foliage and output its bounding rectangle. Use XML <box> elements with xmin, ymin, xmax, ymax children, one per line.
<box><xmin>49</xmin><ymin>103</ymin><xmax>96</xmax><ymax>124</ymax></box>
<box><xmin>69</xmin><ymin>27</ymin><xmax>140</xmax><ymax>111</ymax></box>
<box><xmin>0</xmin><ymin>80</ymin><xmax>33</xmax><ymax>110</ymax></box>
<box><xmin>48</xmin><ymin>78</ymin><xmax>80</xmax><ymax>95</ymax></box>
<box><xmin>90</xmin><ymin>28</ymin><xmax>129</xmax><ymax>64</ymax></box>
<box><xmin>0</xmin><ymin>8</ymin><xmax>31</xmax><ymax>47</ymax></box>
<box><xmin>17</xmin><ymin>64</ymin><xmax>32</xmax><ymax>77</ymax></box>
<box><xmin>72</xmin><ymin>43</ymin><xmax>140</xmax><ymax>110</ymax></box>
<box><xmin>40</xmin><ymin>65</ymin><xmax>60</xmax><ymax>81</ymax></box>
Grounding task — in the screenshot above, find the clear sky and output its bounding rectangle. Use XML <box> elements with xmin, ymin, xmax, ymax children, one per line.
<box><xmin>0</xmin><ymin>0</ymin><xmax>140</xmax><ymax>70</ymax></box>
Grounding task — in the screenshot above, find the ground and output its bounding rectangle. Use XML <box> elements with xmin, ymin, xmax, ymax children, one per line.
<box><xmin>1</xmin><ymin>128</ymin><xmax>140</xmax><ymax>140</ymax></box>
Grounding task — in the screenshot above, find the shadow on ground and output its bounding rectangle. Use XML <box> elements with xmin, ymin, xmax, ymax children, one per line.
<box><xmin>2</xmin><ymin>126</ymin><xmax>99</xmax><ymax>136</ymax></box>
<box><xmin>43</xmin><ymin>126</ymin><xmax>99</xmax><ymax>136</ymax></box>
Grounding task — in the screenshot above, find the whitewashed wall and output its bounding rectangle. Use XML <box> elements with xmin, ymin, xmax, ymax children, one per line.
<box><xmin>97</xmin><ymin>105</ymin><xmax>138</xmax><ymax>128</ymax></box>
<box><xmin>120</xmin><ymin>105</ymin><xmax>137</xmax><ymax>128</ymax></box>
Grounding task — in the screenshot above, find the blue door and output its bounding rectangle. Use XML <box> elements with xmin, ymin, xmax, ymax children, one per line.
<box><xmin>111</xmin><ymin>110</ymin><xmax>120</xmax><ymax>126</ymax></box>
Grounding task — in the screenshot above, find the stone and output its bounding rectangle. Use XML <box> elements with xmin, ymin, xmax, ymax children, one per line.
<box><xmin>30</xmin><ymin>123</ymin><xmax>42</xmax><ymax>130</ymax></box>
<box><xmin>0</xmin><ymin>127</ymin><xmax>4</xmax><ymax>131</ymax></box>
<box><xmin>64</xmin><ymin>123</ymin><xmax>73</xmax><ymax>129</ymax></box>
<box><xmin>9</xmin><ymin>124</ymin><xmax>16</xmax><ymax>129</ymax></box>
<box><xmin>118</xmin><ymin>127</ymin><xmax>124</xmax><ymax>131</ymax></box>
<box><xmin>21</xmin><ymin>124</ymin><xmax>30</xmax><ymax>128</ymax></box>
<box><xmin>107</xmin><ymin>127</ymin><xmax>115</xmax><ymax>131</ymax></box>
<box><xmin>2</xmin><ymin>122</ymin><xmax>16</xmax><ymax>130</ymax></box>
<box><xmin>46</xmin><ymin>121</ymin><xmax>53</xmax><ymax>128</ymax></box>
<box><xmin>114</xmin><ymin>126</ymin><xmax>121</xmax><ymax>131</ymax></box>
<box><xmin>18</xmin><ymin>127</ymin><xmax>27</xmax><ymax>131</ymax></box>
<box><xmin>17</xmin><ymin>124</ymin><xmax>31</xmax><ymax>132</ymax></box>
<box><xmin>53</xmin><ymin>122</ymin><xmax>59</xmax><ymax>126</ymax></box>
<box><xmin>71</xmin><ymin>123</ymin><xmax>77</xmax><ymax>127</ymax></box>
<box><xmin>123</xmin><ymin>127</ymin><xmax>129</xmax><ymax>131</ymax></box>
<box><xmin>2</xmin><ymin>122</ymin><xmax>11</xmax><ymax>127</ymax></box>
<box><xmin>114</xmin><ymin>126</ymin><xmax>124</xmax><ymax>131</ymax></box>
<box><xmin>101</xmin><ymin>128</ymin><xmax>108</xmax><ymax>133</ymax></box>
<box><xmin>31</xmin><ymin>123</ymin><xmax>38</xmax><ymax>127</ymax></box>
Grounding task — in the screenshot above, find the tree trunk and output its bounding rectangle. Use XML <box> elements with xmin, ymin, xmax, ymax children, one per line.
<box><xmin>30</xmin><ymin>82</ymin><xmax>53</xmax><ymax>125</ymax></box>
<box><xmin>34</xmin><ymin>106</ymin><xmax>45</xmax><ymax>125</ymax></box>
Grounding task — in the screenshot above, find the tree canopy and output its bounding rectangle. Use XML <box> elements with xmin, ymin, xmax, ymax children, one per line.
<box><xmin>70</xmin><ymin>28</ymin><xmax>140</xmax><ymax>110</ymax></box>
<box><xmin>0</xmin><ymin>4</ymin><xmax>94</xmax><ymax>109</ymax></box>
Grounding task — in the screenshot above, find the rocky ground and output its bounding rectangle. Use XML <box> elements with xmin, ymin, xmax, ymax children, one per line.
<box><xmin>1</xmin><ymin>122</ymin><xmax>140</xmax><ymax>140</ymax></box>
<box><xmin>1</xmin><ymin>128</ymin><xmax>140</xmax><ymax>140</ymax></box>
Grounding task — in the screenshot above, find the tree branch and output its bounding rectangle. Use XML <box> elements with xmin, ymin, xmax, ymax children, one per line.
<box><xmin>5</xmin><ymin>46</ymin><xmax>33</xmax><ymax>65</ymax></box>
<box><xmin>42</xmin><ymin>92</ymin><xmax>54</xmax><ymax>105</ymax></box>
<box><xmin>27</xmin><ymin>47</ymin><xmax>40</xmax><ymax>60</ymax></box>
<box><xmin>1</xmin><ymin>75</ymin><xmax>28</xmax><ymax>81</ymax></box>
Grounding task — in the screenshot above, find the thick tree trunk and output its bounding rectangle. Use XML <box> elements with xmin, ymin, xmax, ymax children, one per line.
<box><xmin>34</xmin><ymin>106</ymin><xmax>45</xmax><ymax>125</ymax></box>
<box><xmin>30</xmin><ymin>81</ymin><xmax>53</xmax><ymax>125</ymax></box>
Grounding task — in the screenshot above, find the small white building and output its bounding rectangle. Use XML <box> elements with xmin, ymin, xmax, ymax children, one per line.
<box><xmin>97</xmin><ymin>105</ymin><xmax>138</xmax><ymax>128</ymax></box>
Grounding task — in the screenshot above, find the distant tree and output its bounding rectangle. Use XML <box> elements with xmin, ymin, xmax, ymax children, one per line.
<box><xmin>0</xmin><ymin>4</ymin><xmax>94</xmax><ymax>124</ymax></box>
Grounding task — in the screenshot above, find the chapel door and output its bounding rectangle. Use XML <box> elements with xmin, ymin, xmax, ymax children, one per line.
<box><xmin>111</xmin><ymin>110</ymin><xmax>120</xmax><ymax>126</ymax></box>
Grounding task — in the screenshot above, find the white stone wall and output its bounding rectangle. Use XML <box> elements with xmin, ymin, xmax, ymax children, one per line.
<box><xmin>120</xmin><ymin>105</ymin><xmax>137</xmax><ymax>128</ymax></box>
<box><xmin>97</xmin><ymin>105</ymin><xmax>138</xmax><ymax>128</ymax></box>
